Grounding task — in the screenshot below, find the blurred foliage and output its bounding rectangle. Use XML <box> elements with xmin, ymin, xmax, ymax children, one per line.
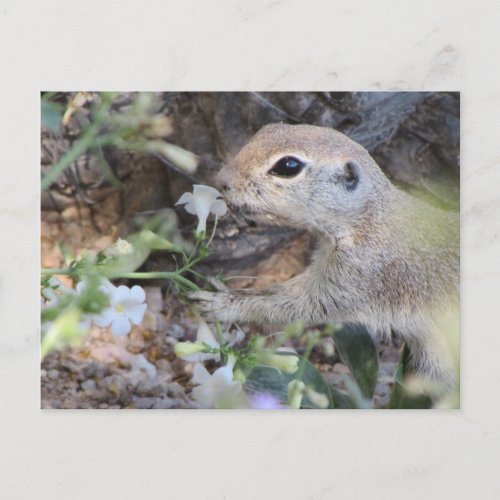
<box><xmin>246</xmin><ymin>359</ymin><xmax>334</xmax><ymax>409</ymax></box>
<box><xmin>41</xmin><ymin>91</ymin><xmax>198</xmax><ymax>191</ymax></box>
<box><xmin>332</xmin><ymin>324</ymin><xmax>379</xmax><ymax>399</ymax></box>
<box><xmin>244</xmin><ymin>321</ymin><xmax>458</xmax><ymax>409</ymax></box>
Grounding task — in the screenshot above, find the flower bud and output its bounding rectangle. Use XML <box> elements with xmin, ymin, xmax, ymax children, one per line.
<box><xmin>146</xmin><ymin>141</ymin><xmax>198</xmax><ymax>174</ymax></box>
<box><xmin>304</xmin><ymin>386</ymin><xmax>329</xmax><ymax>409</ymax></box>
<box><xmin>174</xmin><ymin>341</ymin><xmax>206</xmax><ymax>358</ymax></box>
<box><xmin>287</xmin><ymin>380</ymin><xmax>306</xmax><ymax>409</ymax></box>
<box><xmin>260</xmin><ymin>353</ymin><xmax>299</xmax><ymax>374</ymax></box>
<box><xmin>146</xmin><ymin>115</ymin><xmax>173</xmax><ymax>138</ymax></box>
<box><xmin>284</xmin><ymin>320</ymin><xmax>304</xmax><ymax>338</ymax></box>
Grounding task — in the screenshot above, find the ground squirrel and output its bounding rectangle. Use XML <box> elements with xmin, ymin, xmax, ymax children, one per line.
<box><xmin>190</xmin><ymin>123</ymin><xmax>459</xmax><ymax>385</ymax></box>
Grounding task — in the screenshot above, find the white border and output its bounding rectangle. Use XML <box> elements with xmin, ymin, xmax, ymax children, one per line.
<box><xmin>1</xmin><ymin>1</ymin><xmax>499</xmax><ymax>498</ymax></box>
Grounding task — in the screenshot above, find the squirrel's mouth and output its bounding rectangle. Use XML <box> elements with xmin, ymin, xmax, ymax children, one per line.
<box><xmin>232</xmin><ymin>203</ymin><xmax>281</xmax><ymax>227</ymax></box>
<box><xmin>233</xmin><ymin>203</ymin><xmax>259</xmax><ymax>222</ymax></box>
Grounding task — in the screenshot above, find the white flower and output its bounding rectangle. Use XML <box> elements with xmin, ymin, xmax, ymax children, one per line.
<box><xmin>41</xmin><ymin>286</ymin><xmax>59</xmax><ymax>308</ymax></box>
<box><xmin>42</xmin><ymin>276</ymin><xmax>74</xmax><ymax>306</ymax></box>
<box><xmin>108</xmin><ymin>238</ymin><xmax>134</xmax><ymax>257</ymax></box>
<box><xmin>41</xmin><ymin>277</ymin><xmax>91</xmax><ymax>335</ymax></box>
<box><xmin>175</xmin><ymin>184</ymin><xmax>227</xmax><ymax>234</ymax></box>
<box><xmin>76</xmin><ymin>276</ymin><xmax>116</xmax><ymax>298</ymax></box>
<box><xmin>177</xmin><ymin>321</ymin><xmax>244</xmax><ymax>363</ymax></box>
<box><xmin>191</xmin><ymin>356</ymin><xmax>243</xmax><ymax>409</ymax></box>
<box><xmin>88</xmin><ymin>280</ymin><xmax>147</xmax><ymax>336</ymax></box>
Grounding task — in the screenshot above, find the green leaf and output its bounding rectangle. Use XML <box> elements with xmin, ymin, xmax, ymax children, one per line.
<box><xmin>102</xmin><ymin>229</ymin><xmax>184</xmax><ymax>276</ymax></box>
<box><xmin>340</xmin><ymin>373</ymin><xmax>374</xmax><ymax>409</ymax></box>
<box><xmin>388</xmin><ymin>343</ymin><xmax>433</xmax><ymax>409</ymax></box>
<box><xmin>139</xmin><ymin>229</ymin><xmax>181</xmax><ymax>252</ymax></box>
<box><xmin>245</xmin><ymin>357</ymin><xmax>334</xmax><ymax>409</ymax></box>
<box><xmin>388</xmin><ymin>383</ymin><xmax>433</xmax><ymax>409</ymax></box>
<box><xmin>101</xmin><ymin>234</ymin><xmax>150</xmax><ymax>274</ymax></box>
<box><xmin>333</xmin><ymin>324</ymin><xmax>379</xmax><ymax>398</ymax></box>
<box><xmin>41</xmin><ymin>100</ymin><xmax>64</xmax><ymax>133</ymax></box>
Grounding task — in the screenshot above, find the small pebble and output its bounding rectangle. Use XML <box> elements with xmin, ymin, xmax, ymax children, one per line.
<box><xmin>167</xmin><ymin>382</ymin><xmax>185</xmax><ymax>398</ymax></box>
<box><xmin>133</xmin><ymin>397</ymin><xmax>156</xmax><ymax>409</ymax></box>
<box><xmin>101</xmin><ymin>375</ymin><xmax>126</xmax><ymax>396</ymax></box>
<box><xmin>81</xmin><ymin>379</ymin><xmax>96</xmax><ymax>392</ymax></box>
<box><xmin>136</xmin><ymin>380</ymin><xmax>167</xmax><ymax>397</ymax></box>
<box><xmin>166</xmin><ymin>323</ymin><xmax>185</xmax><ymax>339</ymax></box>
<box><xmin>152</xmin><ymin>398</ymin><xmax>174</xmax><ymax>409</ymax></box>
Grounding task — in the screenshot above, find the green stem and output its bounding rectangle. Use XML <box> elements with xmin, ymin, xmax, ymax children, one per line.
<box><xmin>295</xmin><ymin>337</ymin><xmax>317</xmax><ymax>382</ymax></box>
<box><xmin>102</xmin><ymin>271</ymin><xmax>200</xmax><ymax>291</ymax></box>
<box><xmin>207</xmin><ymin>217</ymin><xmax>218</xmax><ymax>247</ymax></box>
<box><xmin>41</xmin><ymin>268</ymin><xmax>70</xmax><ymax>275</ymax></box>
<box><xmin>41</xmin><ymin>269</ymin><xmax>200</xmax><ymax>291</ymax></box>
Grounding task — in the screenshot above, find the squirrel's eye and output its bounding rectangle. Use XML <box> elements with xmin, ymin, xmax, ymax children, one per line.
<box><xmin>268</xmin><ymin>156</ymin><xmax>305</xmax><ymax>178</ymax></box>
<box><xmin>344</xmin><ymin>161</ymin><xmax>359</xmax><ymax>191</ymax></box>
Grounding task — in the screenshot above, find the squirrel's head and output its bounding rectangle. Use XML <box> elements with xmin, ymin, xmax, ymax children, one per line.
<box><xmin>217</xmin><ymin>123</ymin><xmax>395</xmax><ymax>234</ymax></box>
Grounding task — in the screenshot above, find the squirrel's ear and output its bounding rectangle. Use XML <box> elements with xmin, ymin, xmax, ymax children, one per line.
<box><xmin>343</xmin><ymin>161</ymin><xmax>360</xmax><ymax>191</ymax></box>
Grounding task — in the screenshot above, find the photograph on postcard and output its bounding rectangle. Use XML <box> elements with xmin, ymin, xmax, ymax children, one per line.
<box><xmin>40</xmin><ymin>92</ymin><xmax>459</xmax><ymax>409</ymax></box>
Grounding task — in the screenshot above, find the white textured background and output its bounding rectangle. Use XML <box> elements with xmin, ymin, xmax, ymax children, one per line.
<box><xmin>1</xmin><ymin>1</ymin><xmax>499</xmax><ymax>498</ymax></box>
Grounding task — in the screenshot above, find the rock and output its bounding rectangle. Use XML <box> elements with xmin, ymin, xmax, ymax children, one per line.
<box><xmin>142</xmin><ymin>310</ymin><xmax>169</xmax><ymax>332</ymax></box>
<box><xmin>124</xmin><ymin>370</ymin><xmax>147</xmax><ymax>388</ymax></box>
<box><xmin>144</xmin><ymin>287</ymin><xmax>164</xmax><ymax>312</ymax></box>
<box><xmin>166</xmin><ymin>323</ymin><xmax>185</xmax><ymax>339</ymax></box>
<box><xmin>47</xmin><ymin>399</ymin><xmax>62</xmax><ymax>408</ymax></box>
<box><xmin>80</xmin><ymin>379</ymin><xmax>96</xmax><ymax>392</ymax></box>
<box><xmin>90</xmin><ymin>343</ymin><xmax>133</xmax><ymax>365</ymax></box>
<box><xmin>130</xmin><ymin>353</ymin><xmax>157</xmax><ymax>380</ymax></box>
<box><xmin>152</xmin><ymin>398</ymin><xmax>175</xmax><ymax>409</ymax></box>
<box><xmin>155</xmin><ymin>358</ymin><xmax>172</xmax><ymax>373</ymax></box>
<box><xmin>48</xmin><ymin>369</ymin><xmax>59</xmax><ymax>380</ymax></box>
<box><xmin>101</xmin><ymin>375</ymin><xmax>127</xmax><ymax>396</ymax></box>
<box><xmin>167</xmin><ymin>382</ymin><xmax>186</xmax><ymax>398</ymax></box>
<box><xmin>165</xmin><ymin>336</ymin><xmax>178</xmax><ymax>346</ymax></box>
<box><xmin>135</xmin><ymin>379</ymin><xmax>167</xmax><ymax>397</ymax></box>
<box><xmin>127</xmin><ymin>329</ymin><xmax>146</xmax><ymax>353</ymax></box>
<box><xmin>132</xmin><ymin>397</ymin><xmax>156</xmax><ymax>409</ymax></box>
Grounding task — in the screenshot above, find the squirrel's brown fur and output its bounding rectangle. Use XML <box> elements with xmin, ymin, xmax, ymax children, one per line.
<box><xmin>190</xmin><ymin>123</ymin><xmax>459</xmax><ymax>385</ymax></box>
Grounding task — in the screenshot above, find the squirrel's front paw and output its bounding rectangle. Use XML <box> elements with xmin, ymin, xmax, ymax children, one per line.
<box><xmin>188</xmin><ymin>277</ymin><xmax>237</xmax><ymax>323</ymax></box>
